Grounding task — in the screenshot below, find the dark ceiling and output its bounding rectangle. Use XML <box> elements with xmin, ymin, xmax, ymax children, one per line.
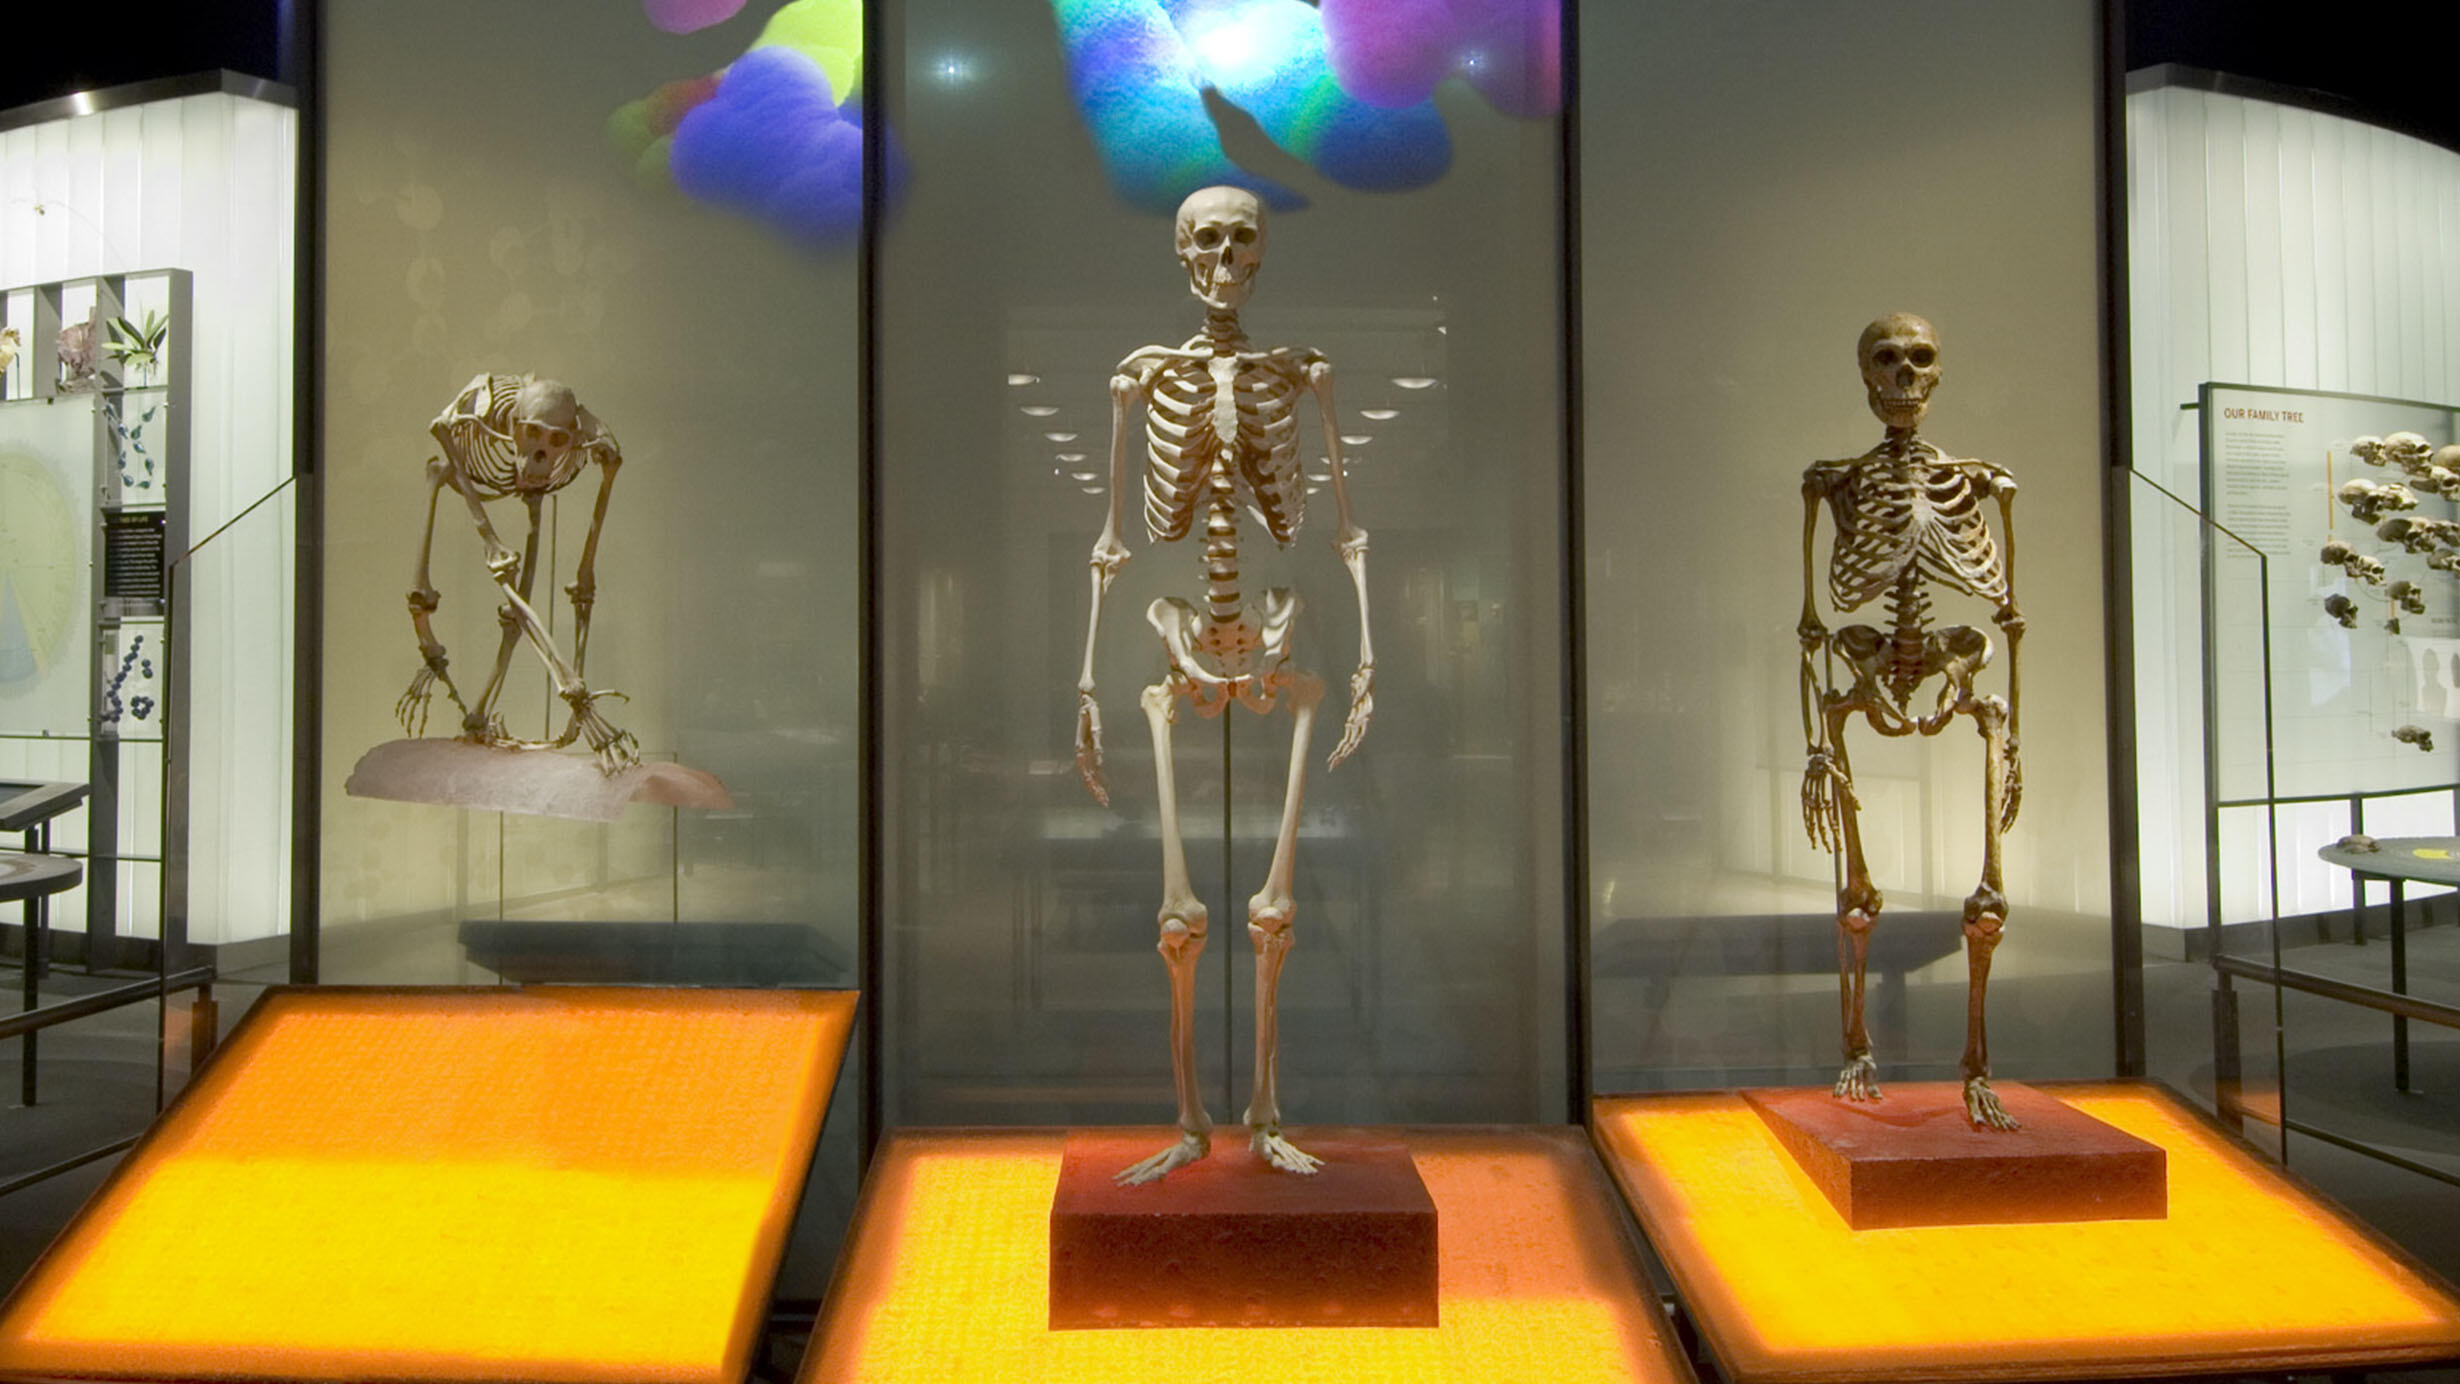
<box><xmin>0</xmin><ymin>0</ymin><xmax>283</xmax><ymax>112</ymax></box>
<box><xmin>2128</xmin><ymin>0</ymin><xmax>2459</xmax><ymax>152</ymax></box>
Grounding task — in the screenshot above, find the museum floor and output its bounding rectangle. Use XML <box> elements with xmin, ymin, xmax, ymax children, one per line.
<box><xmin>4</xmin><ymin>925</ymin><xmax>2457</xmax><ymax>1377</ymax></box>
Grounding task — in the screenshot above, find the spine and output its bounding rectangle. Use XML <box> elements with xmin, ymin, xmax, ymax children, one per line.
<box><xmin>1202</xmin><ymin>480</ymin><xmax>1240</xmax><ymax>622</ymax></box>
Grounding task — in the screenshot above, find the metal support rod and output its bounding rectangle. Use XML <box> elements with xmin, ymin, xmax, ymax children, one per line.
<box><xmin>2391</xmin><ymin>879</ymin><xmax>2412</xmax><ymax>1093</ymax></box>
<box><xmin>2213</xmin><ymin>952</ymin><xmax>2460</xmax><ymax>1031</ymax></box>
<box><xmin>0</xmin><ymin>1136</ymin><xmax>141</xmax><ymax>1199</ymax></box>
<box><xmin>0</xmin><ymin>966</ymin><xmax>215</xmax><ymax>1043</ymax></box>
<box><xmin>20</xmin><ymin>820</ymin><xmax>46</xmax><ymax>1106</ymax></box>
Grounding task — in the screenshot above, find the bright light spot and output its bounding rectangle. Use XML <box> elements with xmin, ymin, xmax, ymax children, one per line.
<box><xmin>68</xmin><ymin>91</ymin><xmax>96</xmax><ymax>115</ymax></box>
<box><xmin>1070</xmin><ymin>470</ymin><xmax>1099</xmax><ymax>481</ymax></box>
<box><xmin>1055</xmin><ymin>453</ymin><xmax>1087</xmax><ymax>463</ymax></box>
<box><xmin>933</xmin><ymin>53</ymin><xmax>976</xmax><ymax>85</ymax></box>
<box><xmin>1181</xmin><ymin>3</ymin><xmax>1307</xmax><ymax>89</ymax></box>
<box><xmin>1020</xmin><ymin>405</ymin><xmax>1058</xmax><ymax>417</ymax></box>
<box><xmin>1046</xmin><ymin>432</ymin><xmax>1078</xmax><ymax>442</ymax></box>
<box><xmin>1340</xmin><ymin>434</ymin><xmax>1372</xmax><ymax>446</ymax></box>
<box><xmin>1006</xmin><ymin>373</ymin><xmax>1039</xmax><ymax>387</ymax></box>
<box><xmin>1392</xmin><ymin>377</ymin><xmax>1438</xmax><ymax>390</ymax></box>
<box><xmin>1360</xmin><ymin>408</ymin><xmax>1399</xmax><ymax>421</ymax></box>
<box><xmin>1080</xmin><ymin>485</ymin><xmax>1105</xmax><ymax>494</ymax></box>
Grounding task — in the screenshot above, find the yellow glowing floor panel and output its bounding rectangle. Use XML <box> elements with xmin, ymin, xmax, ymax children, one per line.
<box><xmin>799</xmin><ymin>1126</ymin><xmax>1693</xmax><ymax>1384</ymax></box>
<box><xmin>0</xmin><ymin>986</ymin><xmax>857</xmax><ymax>1384</ymax></box>
<box><xmin>1592</xmin><ymin>1082</ymin><xmax>2460</xmax><ymax>1383</ymax></box>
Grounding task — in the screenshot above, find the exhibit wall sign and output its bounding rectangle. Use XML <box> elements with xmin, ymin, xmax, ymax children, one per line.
<box><xmin>2201</xmin><ymin>383</ymin><xmax>2460</xmax><ymax>805</ymax></box>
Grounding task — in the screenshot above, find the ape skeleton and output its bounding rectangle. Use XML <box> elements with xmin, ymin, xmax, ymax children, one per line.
<box><xmin>398</xmin><ymin>373</ymin><xmax>636</xmax><ymax>772</ymax></box>
<box><xmin>1075</xmin><ymin>186</ymin><xmax>1374</xmax><ymax>1186</ymax></box>
<box><xmin>1798</xmin><ymin>314</ymin><xmax>2026</xmax><ymax>1131</ymax></box>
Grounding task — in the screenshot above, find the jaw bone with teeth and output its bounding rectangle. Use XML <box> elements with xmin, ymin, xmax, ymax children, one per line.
<box><xmin>1857</xmin><ymin>312</ymin><xmax>1942</xmax><ymax>431</ymax></box>
<box><xmin>1175</xmin><ymin>186</ymin><xmax>1267</xmax><ymax>311</ymax></box>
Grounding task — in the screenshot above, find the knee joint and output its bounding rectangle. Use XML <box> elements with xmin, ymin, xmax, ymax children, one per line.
<box><xmin>1158</xmin><ymin>907</ymin><xmax>1208</xmax><ymax>958</ymax></box>
<box><xmin>407</xmin><ymin>588</ymin><xmax>439</xmax><ymax>613</ymax></box>
<box><xmin>1840</xmin><ymin>908</ymin><xmax>1877</xmax><ymax>939</ymax></box>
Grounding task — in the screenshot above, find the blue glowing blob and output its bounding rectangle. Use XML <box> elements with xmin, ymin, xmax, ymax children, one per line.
<box><xmin>1051</xmin><ymin>0</ymin><xmax>1302</xmax><ymax>212</ymax></box>
<box><xmin>1053</xmin><ymin>0</ymin><xmax>1450</xmax><ymax>212</ymax></box>
<box><xmin>671</xmin><ymin>45</ymin><xmax>868</xmax><ymax>244</ymax></box>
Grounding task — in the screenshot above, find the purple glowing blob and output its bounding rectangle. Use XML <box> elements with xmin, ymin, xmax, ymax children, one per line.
<box><xmin>644</xmin><ymin>0</ymin><xmax>748</xmax><ymax>34</ymax></box>
<box><xmin>1320</xmin><ymin>0</ymin><xmax>1561</xmax><ymax>118</ymax></box>
<box><xmin>672</xmin><ymin>46</ymin><xmax>866</xmax><ymax>244</ymax></box>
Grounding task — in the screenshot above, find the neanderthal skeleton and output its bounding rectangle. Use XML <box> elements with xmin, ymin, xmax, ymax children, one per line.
<box><xmin>398</xmin><ymin>373</ymin><xmax>637</xmax><ymax>772</ymax></box>
<box><xmin>1798</xmin><ymin>314</ymin><xmax>2026</xmax><ymax>1131</ymax></box>
<box><xmin>1075</xmin><ymin>186</ymin><xmax>1374</xmax><ymax>1185</ymax></box>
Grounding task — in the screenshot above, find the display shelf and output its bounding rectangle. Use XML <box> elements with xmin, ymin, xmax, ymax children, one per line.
<box><xmin>1591</xmin><ymin>1081</ymin><xmax>2460</xmax><ymax>1384</ymax></box>
<box><xmin>0</xmin><ymin>985</ymin><xmax>859</xmax><ymax>1384</ymax></box>
<box><xmin>800</xmin><ymin>1125</ymin><xmax>1694</xmax><ymax>1384</ymax></box>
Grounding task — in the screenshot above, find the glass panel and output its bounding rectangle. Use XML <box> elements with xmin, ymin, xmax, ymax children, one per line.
<box><xmin>878</xmin><ymin>2</ymin><xmax>1569</xmax><ymax>1135</ymax></box>
<box><xmin>320</xmin><ymin>0</ymin><xmax>862</xmax><ymax>1270</ymax></box>
<box><xmin>1582</xmin><ymin>1</ymin><xmax>2113</xmax><ymax>1095</ymax></box>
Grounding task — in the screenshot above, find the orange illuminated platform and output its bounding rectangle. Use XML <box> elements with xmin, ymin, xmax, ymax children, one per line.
<box><xmin>0</xmin><ymin>985</ymin><xmax>857</xmax><ymax>1384</ymax></box>
<box><xmin>1592</xmin><ymin>1082</ymin><xmax>2460</xmax><ymax>1383</ymax></box>
<box><xmin>798</xmin><ymin>1126</ymin><xmax>1695</xmax><ymax>1384</ymax></box>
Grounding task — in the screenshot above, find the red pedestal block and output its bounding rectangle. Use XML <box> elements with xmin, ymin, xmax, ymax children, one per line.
<box><xmin>1743</xmin><ymin>1082</ymin><xmax>2167</xmax><ymax>1230</ymax></box>
<box><xmin>1048</xmin><ymin>1130</ymin><xmax>1439</xmax><ymax>1329</ymax></box>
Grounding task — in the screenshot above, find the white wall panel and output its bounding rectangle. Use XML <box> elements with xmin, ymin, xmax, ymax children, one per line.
<box><xmin>2129</xmin><ymin>82</ymin><xmax>2460</xmax><ymax>931</ymax></box>
<box><xmin>0</xmin><ymin>89</ymin><xmax>298</xmax><ymax>947</ymax></box>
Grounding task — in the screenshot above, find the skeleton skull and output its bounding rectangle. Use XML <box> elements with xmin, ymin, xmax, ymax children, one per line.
<box><xmin>2437</xmin><ymin>444</ymin><xmax>2460</xmax><ymax>474</ymax></box>
<box><xmin>2325</xmin><ymin>594</ymin><xmax>2359</xmax><ymax>628</ymax></box>
<box><xmin>2351</xmin><ymin>436</ymin><xmax>2387</xmax><ymax>467</ymax></box>
<box><xmin>510</xmin><ymin>378</ymin><xmax>580</xmax><ymax>479</ymax></box>
<box><xmin>1175</xmin><ymin>186</ymin><xmax>1267</xmax><ymax>312</ymax></box>
<box><xmin>1857</xmin><ymin>313</ymin><xmax>1941</xmax><ymax>430</ymax></box>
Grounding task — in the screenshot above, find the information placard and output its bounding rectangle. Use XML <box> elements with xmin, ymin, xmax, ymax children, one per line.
<box><xmin>2201</xmin><ymin>384</ymin><xmax>2460</xmax><ymax>802</ymax></box>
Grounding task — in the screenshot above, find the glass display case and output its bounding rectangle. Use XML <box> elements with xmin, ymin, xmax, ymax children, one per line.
<box><xmin>16</xmin><ymin>4</ymin><xmax>2460</xmax><ymax>1380</ymax></box>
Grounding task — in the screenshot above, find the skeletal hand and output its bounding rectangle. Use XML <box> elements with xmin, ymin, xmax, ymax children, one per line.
<box><xmin>397</xmin><ymin>663</ymin><xmax>443</xmax><ymax>737</ymax></box>
<box><xmin>2000</xmin><ymin>735</ymin><xmax>2023</xmax><ymax>830</ymax></box>
<box><xmin>1327</xmin><ymin>662</ymin><xmax>1374</xmax><ymax>770</ymax></box>
<box><xmin>1075</xmin><ymin>689</ymin><xmax>1109</xmax><ymax>805</ymax></box>
<box><xmin>1802</xmin><ymin>748</ymin><xmax>1851</xmax><ymax>851</ymax></box>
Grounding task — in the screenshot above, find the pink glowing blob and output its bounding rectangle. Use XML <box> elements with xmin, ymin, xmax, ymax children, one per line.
<box><xmin>1320</xmin><ymin>0</ymin><xmax>1561</xmax><ymax>118</ymax></box>
<box><xmin>643</xmin><ymin>0</ymin><xmax>748</xmax><ymax>35</ymax></box>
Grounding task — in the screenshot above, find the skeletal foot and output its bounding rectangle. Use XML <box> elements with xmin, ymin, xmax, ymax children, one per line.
<box><xmin>1251</xmin><ymin>1126</ymin><xmax>1323</xmax><ymax>1175</ymax></box>
<box><xmin>1964</xmin><ymin>1076</ymin><xmax>2021</xmax><ymax>1131</ymax></box>
<box><xmin>559</xmin><ymin>687</ymin><xmax>640</xmax><ymax>773</ymax></box>
<box><xmin>1114</xmin><ymin>1130</ymin><xmax>1209</xmax><ymax>1186</ymax></box>
<box><xmin>1833</xmin><ymin>1054</ymin><xmax>1881</xmax><ymax>1103</ymax></box>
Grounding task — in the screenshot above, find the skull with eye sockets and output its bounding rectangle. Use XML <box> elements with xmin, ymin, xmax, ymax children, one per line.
<box><xmin>1857</xmin><ymin>313</ymin><xmax>1941</xmax><ymax>431</ymax></box>
<box><xmin>1174</xmin><ymin>186</ymin><xmax>1268</xmax><ymax>312</ymax></box>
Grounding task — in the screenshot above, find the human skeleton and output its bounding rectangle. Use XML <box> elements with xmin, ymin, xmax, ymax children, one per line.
<box><xmin>1797</xmin><ymin>314</ymin><xmax>2026</xmax><ymax>1131</ymax></box>
<box><xmin>398</xmin><ymin>373</ymin><xmax>636</xmax><ymax>772</ymax></box>
<box><xmin>1075</xmin><ymin>186</ymin><xmax>1374</xmax><ymax>1185</ymax></box>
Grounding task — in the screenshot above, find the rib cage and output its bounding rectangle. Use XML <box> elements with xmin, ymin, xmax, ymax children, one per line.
<box><xmin>437</xmin><ymin>375</ymin><xmax>532</xmax><ymax>497</ymax></box>
<box><xmin>1141</xmin><ymin>355</ymin><xmax>1305</xmax><ymax>548</ymax></box>
<box><xmin>1824</xmin><ymin>448</ymin><xmax>2009</xmax><ymax>615</ymax></box>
